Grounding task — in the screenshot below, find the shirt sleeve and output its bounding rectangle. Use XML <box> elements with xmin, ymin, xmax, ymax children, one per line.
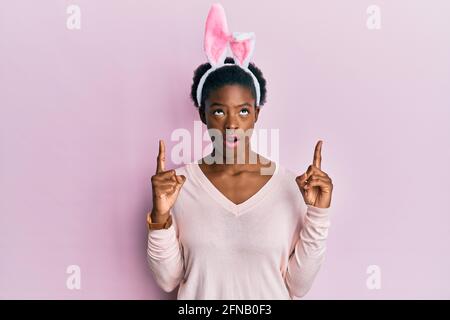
<box><xmin>146</xmin><ymin>209</ymin><xmax>184</xmax><ymax>293</ymax></box>
<box><xmin>285</xmin><ymin>204</ymin><xmax>331</xmax><ymax>299</ymax></box>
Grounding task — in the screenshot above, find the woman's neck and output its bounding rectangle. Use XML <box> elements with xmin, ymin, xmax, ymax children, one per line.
<box><xmin>201</xmin><ymin>147</ymin><xmax>272</xmax><ymax>174</ymax></box>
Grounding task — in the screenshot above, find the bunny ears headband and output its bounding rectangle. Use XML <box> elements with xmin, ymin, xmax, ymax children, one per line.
<box><xmin>196</xmin><ymin>3</ymin><xmax>261</xmax><ymax>108</ymax></box>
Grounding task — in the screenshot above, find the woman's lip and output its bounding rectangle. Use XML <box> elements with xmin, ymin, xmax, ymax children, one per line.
<box><xmin>225</xmin><ymin>139</ymin><xmax>239</xmax><ymax>148</ymax></box>
<box><xmin>224</xmin><ymin>135</ymin><xmax>239</xmax><ymax>142</ymax></box>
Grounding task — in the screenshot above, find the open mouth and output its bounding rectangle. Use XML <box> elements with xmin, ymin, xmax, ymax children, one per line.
<box><xmin>224</xmin><ymin>135</ymin><xmax>239</xmax><ymax>148</ymax></box>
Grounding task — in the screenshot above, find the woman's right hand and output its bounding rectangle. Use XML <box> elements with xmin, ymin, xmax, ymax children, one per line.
<box><xmin>150</xmin><ymin>139</ymin><xmax>186</xmax><ymax>223</ymax></box>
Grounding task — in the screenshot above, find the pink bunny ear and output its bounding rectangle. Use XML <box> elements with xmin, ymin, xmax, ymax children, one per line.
<box><xmin>204</xmin><ymin>3</ymin><xmax>231</xmax><ymax>67</ymax></box>
<box><xmin>229</xmin><ymin>32</ymin><xmax>255</xmax><ymax>68</ymax></box>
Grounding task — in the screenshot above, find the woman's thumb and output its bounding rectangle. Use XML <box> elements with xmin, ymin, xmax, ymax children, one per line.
<box><xmin>176</xmin><ymin>175</ymin><xmax>186</xmax><ymax>186</ymax></box>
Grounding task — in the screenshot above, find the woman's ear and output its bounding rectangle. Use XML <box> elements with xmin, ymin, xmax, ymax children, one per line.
<box><xmin>254</xmin><ymin>106</ymin><xmax>260</xmax><ymax>123</ymax></box>
<box><xmin>199</xmin><ymin>106</ymin><xmax>207</xmax><ymax>125</ymax></box>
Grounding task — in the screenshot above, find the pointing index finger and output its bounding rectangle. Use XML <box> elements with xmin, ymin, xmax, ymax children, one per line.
<box><xmin>313</xmin><ymin>140</ymin><xmax>322</xmax><ymax>169</ymax></box>
<box><xmin>156</xmin><ymin>139</ymin><xmax>166</xmax><ymax>173</ymax></box>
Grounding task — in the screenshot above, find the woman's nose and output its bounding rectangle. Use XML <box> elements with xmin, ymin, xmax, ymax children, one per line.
<box><xmin>225</xmin><ymin>115</ymin><xmax>239</xmax><ymax>130</ymax></box>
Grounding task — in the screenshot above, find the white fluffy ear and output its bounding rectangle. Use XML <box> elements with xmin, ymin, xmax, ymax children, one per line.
<box><xmin>203</xmin><ymin>3</ymin><xmax>231</xmax><ymax>67</ymax></box>
<box><xmin>229</xmin><ymin>32</ymin><xmax>255</xmax><ymax>68</ymax></box>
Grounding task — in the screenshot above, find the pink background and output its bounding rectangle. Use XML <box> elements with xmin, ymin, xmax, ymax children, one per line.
<box><xmin>1</xmin><ymin>0</ymin><xmax>449</xmax><ymax>299</ymax></box>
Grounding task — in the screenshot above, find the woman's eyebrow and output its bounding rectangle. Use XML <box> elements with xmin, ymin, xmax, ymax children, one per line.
<box><xmin>209</xmin><ymin>103</ymin><xmax>224</xmax><ymax>108</ymax></box>
<box><xmin>236</xmin><ymin>103</ymin><xmax>252</xmax><ymax>107</ymax></box>
<box><xmin>210</xmin><ymin>102</ymin><xmax>252</xmax><ymax>108</ymax></box>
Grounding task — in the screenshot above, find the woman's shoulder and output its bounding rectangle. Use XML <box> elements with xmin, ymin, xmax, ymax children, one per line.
<box><xmin>275</xmin><ymin>163</ymin><xmax>298</xmax><ymax>180</ymax></box>
<box><xmin>275</xmin><ymin>163</ymin><xmax>308</xmax><ymax>209</ymax></box>
<box><xmin>173</xmin><ymin>161</ymin><xmax>196</xmax><ymax>176</ymax></box>
<box><xmin>173</xmin><ymin>161</ymin><xmax>206</xmax><ymax>182</ymax></box>
<box><xmin>275</xmin><ymin>163</ymin><xmax>304</xmax><ymax>193</ymax></box>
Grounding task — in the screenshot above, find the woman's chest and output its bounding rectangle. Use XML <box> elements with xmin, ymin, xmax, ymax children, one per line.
<box><xmin>205</xmin><ymin>172</ymin><xmax>272</xmax><ymax>205</ymax></box>
<box><xmin>175</xmin><ymin>193</ymin><xmax>302</xmax><ymax>260</ymax></box>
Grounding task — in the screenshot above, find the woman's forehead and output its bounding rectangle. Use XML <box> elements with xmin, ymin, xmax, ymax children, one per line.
<box><xmin>207</xmin><ymin>85</ymin><xmax>255</xmax><ymax>106</ymax></box>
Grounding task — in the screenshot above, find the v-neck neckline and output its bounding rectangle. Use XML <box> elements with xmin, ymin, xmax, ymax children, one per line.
<box><xmin>189</xmin><ymin>160</ymin><xmax>281</xmax><ymax>216</ymax></box>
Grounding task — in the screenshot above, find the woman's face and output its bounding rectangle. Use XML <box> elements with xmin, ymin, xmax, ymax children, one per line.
<box><xmin>200</xmin><ymin>84</ymin><xmax>260</xmax><ymax>155</ymax></box>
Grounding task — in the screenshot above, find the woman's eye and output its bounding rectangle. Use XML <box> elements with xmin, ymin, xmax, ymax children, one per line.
<box><xmin>213</xmin><ymin>110</ymin><xmax>224</xmax><ymax>116</ymax></box>
<box><xmin>240</xmin><ymin>108</ymin><xmax>249</xmax><ymax>116</ymax></box>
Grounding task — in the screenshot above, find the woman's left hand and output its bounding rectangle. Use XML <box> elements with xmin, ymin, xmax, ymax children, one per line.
<box><xmin>296</xmin><ymin>140</ymin><xmax>333</xmax><ymax>208</ymax></box>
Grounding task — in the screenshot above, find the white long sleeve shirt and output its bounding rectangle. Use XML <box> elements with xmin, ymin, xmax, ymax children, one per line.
<box><xmin>147</xmin><ymin>161</ymin><xmax>331</xmax><ymax>299</ymax></box>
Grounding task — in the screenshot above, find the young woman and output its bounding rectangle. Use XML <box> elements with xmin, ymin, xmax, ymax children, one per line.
<box><xmin>146</xmin><ymin>4</ymin><xmax>333</xmax><ymax>300</ymax></box>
